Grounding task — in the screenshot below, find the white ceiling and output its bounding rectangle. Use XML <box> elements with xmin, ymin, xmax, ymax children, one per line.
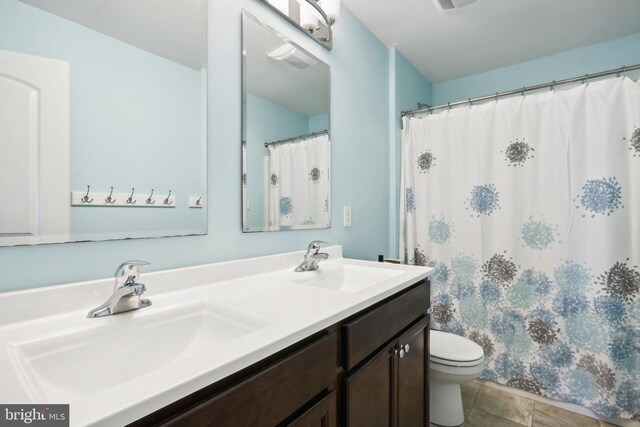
<box><xmin>19</xmin><ymin>0</ymin><xmax>206</xmax><ymax>70</ymax></box>
<box><xmin>244</xmin><ymin>14</ymin><xmax>330</xmax><ymax>117</ymax></box>
<box><xmin>342</xmin><ymin>0</ymin><xmax>640</xmax><ymax>83</ymax></box>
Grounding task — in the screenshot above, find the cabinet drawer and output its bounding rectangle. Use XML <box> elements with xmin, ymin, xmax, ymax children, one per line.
<box><xmin>343</xmin><ymin>281</ymin><xmax>428</xmax><ymax>370</ymax></box>
<box><xmin>163</xmin><ymin>333</ymin><xmax>337</xmax><ymax>427</ymax></box>
<box><xmin>287</xmin><ymin>390</ymin><xmax>336</xmax><ymax>427</ymax></box>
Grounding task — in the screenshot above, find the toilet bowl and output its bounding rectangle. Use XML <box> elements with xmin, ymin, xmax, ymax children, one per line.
<box><xmin>429</xmin><ymin>330</ymin><xmax>485</xmax><ymax>426</ymax></box>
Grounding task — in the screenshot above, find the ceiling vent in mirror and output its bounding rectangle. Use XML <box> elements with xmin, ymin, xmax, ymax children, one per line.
<box><xmin>432</xmin><ymin>0</ymin><xmax>478</xmax><ymax>11</ymax></box>
<box><xmin>268</xmin><ymin>44</ymin><xmax>318</xmax><ymax>70</ymax></box>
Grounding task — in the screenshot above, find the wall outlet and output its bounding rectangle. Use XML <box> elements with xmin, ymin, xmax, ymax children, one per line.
<box><xmin>343</xmin><ymin>206</ymin><xmax>352</xmax><ymax>227</ymax></box>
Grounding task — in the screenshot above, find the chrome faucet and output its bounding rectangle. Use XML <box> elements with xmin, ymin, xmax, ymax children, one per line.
<box><xmin>87</xmin><ymin>260</ymin><xmax>152</xmax><ymax>318</ymax></box>
<box><xmin>295</xmin><ymin>241</ymin><xmax>329</xmax><ymax>272</ymax></box>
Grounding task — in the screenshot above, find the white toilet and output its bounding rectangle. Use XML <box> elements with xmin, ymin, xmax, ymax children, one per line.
<box><xmin>429</xmin><ymin>330</ymin><xmax>485</xmax><ymax>426</ymax></box>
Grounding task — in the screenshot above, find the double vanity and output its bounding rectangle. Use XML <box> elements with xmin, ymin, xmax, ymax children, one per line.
<box><xmin>0</xmin><ymin>246</ymin><xmax>432</xmax><ymax>426</ymax></box>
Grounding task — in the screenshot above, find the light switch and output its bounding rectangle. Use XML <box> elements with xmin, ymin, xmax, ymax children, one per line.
<box><xmin>344</xmin><ymin>206</ymin><xmax>352</xmax><ymax>227</ymax></box>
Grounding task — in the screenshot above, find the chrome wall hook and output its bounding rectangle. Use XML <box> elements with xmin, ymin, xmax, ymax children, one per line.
<box><xmin>196</xmin><ymin>196</ymin><xmax>202</xmax><ymax>207</ymax></box>
<box><xmin>105</xmin><ymin>187</ymin><xmax>116</xmax><ymax>204</ymax></box>
<box><xmin>146</xmin><ymin>189</ymin><xmax>155</xmax><ymax>205</ymax></box>
<box><xmin>163</xmin><ymin>190</ymin><xmax>172</xmax><ymax>206</ymax></box>
<box><xmin>81</xmin><ymin>185</ymin><xmax>94</xmax><ymax>203</ymax></box>
<box><xmin>126</xmin><ymin>188</ymin><xmax>137</xmax><ymax>204</ymax></box>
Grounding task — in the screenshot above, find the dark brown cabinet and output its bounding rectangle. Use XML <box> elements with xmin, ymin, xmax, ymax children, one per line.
<box><xmin>343</xmin><ymin>317</ymin><xmax>429</xmax><ymax>427</ymax></box>
<box><xmin>397</xmin><ymin>318</ymin><xmax>429</xmax><ymax>427</ymax></box>
<box><xmin>130</xmin><ymin>332</ymin><xmax>338</xmax><ymax>427</ymax></box>
<box><xmin>344</xmin><ymin>342</ymin><xmax>396</xmax><ymax>426</ymax></box>
<box><xmin>130</xmin><ymin>280</ymin><xmax>429</xmax><ymax>427</ymax></box>
<box><xmin>288</xmin><ymin>391</ymin><xmax>336</xmax><ymax>427</ymax></box>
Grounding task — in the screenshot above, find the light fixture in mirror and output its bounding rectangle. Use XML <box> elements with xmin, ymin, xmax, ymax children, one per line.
<box><xmin>0</xmin><ymin>0</ymin><xmax>207</xmax><ymax>247</ymax></box>
<box><xmin>242</xmin><ymin>11</ymin><xmax>331</xmax><ymax>233</ymax></box>
<box><xmin>260</xmin><ymin>0</ymin><xmax>341</xmax><ymax>50</ymax></box>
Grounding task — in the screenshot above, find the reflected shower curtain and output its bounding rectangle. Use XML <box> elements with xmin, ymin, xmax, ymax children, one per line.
<box><xmin>400</xmin><ymin>77</ymin><xmax>640</xmax><ymax>419</ymax></box>
<box><xmin>267</xmin><ymin>134</ymin><xmax>330</xmax><ymax>230</ymax></box>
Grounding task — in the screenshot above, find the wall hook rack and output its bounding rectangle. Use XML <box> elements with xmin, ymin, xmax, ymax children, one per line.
<box><xmin>71</xmin><ymin>187</ymin><xmax>175</xmax><ymax>208</ymax></box>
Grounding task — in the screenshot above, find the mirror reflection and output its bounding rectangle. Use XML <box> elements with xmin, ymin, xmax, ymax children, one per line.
<box><xmin>242</xmin><ymin>11</ymin><xmax>330</xmax><ymax>232</ymax></box>
<box><xmin>0</xmin><ymin>0</ymin><xmax>207</xmax><ymax>246</ymax></box>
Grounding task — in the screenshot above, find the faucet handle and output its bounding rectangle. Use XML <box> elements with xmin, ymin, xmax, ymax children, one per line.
<box><xmin>114</xmin><ymin>260</ymin><xmax>150</xmax><ymax>288</ymax></box>
<box><xmin>307</xmin><ymin>240</ymin><xmax>328</xmax><ymax>252</ymax></box>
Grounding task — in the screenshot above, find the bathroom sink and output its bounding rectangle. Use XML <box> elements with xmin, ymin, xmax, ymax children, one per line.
<box><xmin>288</xmin><ymin>261</ymin><xmax>405</xmax><ymax>293</ymax></box>
<box><xmin>9</xmin><ymin>300</ymin><xmax>272</xmax><ymax>402</ymax></box>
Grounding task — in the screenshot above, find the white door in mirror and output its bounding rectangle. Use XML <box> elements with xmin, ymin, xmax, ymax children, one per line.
<box><xmin>0</xmin><ymin>50</ymin><xmax>70</xmax><ymax>246</ymax></box>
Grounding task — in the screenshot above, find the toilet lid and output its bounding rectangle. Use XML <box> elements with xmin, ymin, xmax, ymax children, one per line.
<box><xmin>430</xmin><ymin>330</ymin><xmax>484</xmax><ymax>365</ymax></box>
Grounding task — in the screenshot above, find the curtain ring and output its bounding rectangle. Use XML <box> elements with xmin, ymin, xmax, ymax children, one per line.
<box><xmin>447</xmin><ymin>102</ymin><xmax>451</xmax><ymax>110</ymax></box>
<box><xmin>581</xmin><ymin>74</ymin><xmax>589</xmax><ymax>84</ymax></box>
<box><xmin>521</xmin><ymin>87</ymin><xmax>526</xmax><ymax>97</ymax></box>
<box><xmin>495</xmin><ymin>92</ymin><xmax>499</xmax><ymax>102</ymax></box>
<box><xmin>550</xmin><ymin>80</ymin><xmax>556</xmax><ymax>91</ymax></box>
<box><xmin>468</xmin><ymin>98</ymin><xmax>473</xmax><ymax>107</ymax></box>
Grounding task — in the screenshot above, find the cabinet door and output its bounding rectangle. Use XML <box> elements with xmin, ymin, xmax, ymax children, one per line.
<box><xmin>397</xmin><ymin>317</ymin><xmax>428</xmax><ymax>427</ymax></box>
<box><xmin>287</xmin><ymin>391</ymin><xmax>336</xmax><ymax>427</ymax></box>
<box><xmin>344</xmin><ymin>343</ymin><xmax>396</xmax><ymax>427</ymax></box>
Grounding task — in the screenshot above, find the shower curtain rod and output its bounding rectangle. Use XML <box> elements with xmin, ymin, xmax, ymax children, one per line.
<box><xmin>400</xmin><ymin>63</ymin><xmax>640</xmax><ymax>118</ymax></box>
<box><xmin>264</xmin><ymin>130</ymin><xmax>329</xmax><ymax>148</ymax></box>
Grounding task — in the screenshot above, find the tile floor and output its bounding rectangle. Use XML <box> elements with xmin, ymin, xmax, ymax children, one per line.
<box><xmin>430</xmin><ymin>381</ymin><xmax>619</xmax><ymax>427</ymax></box>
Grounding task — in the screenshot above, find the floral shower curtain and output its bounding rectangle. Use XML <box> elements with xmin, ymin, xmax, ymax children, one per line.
<box><xmin>400</xmin><ymin>77</ymin><xmax>640</xmax><ymax>419</ymax></box>
<box><xmin>267</xmin><ymin>133</ymin><xmax>330</xmax><ymax>230</ymax></box>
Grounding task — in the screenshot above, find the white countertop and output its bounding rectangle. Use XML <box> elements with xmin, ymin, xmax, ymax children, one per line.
<box><xmin>0</xmin><ymin>246</ymin><xmax>432</xmax><ymax>426</ymax></box>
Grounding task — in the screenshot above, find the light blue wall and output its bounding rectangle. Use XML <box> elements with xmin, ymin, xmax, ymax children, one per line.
<box><xmin>308</xmin><ymin>113</ymin><xmax>330</xmax><ymax>133</ymax></box>
<box><xmin>0</xmin><ymin>0</ymin><xmax>206</xmax><ymax>240</ymax></box>
<box><xmin>0</xmin><ymin>1</ymin><xmax>391</xmax><ymax>291</ymax></box>
<box><xmin>389</xmin><ymin>50</ymin><xmax>432</xmax><ymax>258</ymax></box>
<box><xmin>433</xmin><ymin>32</ymin><xmax>640</xmax><ymax>105</ymax></box>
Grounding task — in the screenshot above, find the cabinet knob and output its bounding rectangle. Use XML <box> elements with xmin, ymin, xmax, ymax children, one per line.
<box><xmin>398</xmin><ymin>343</ymin><xmax>410</xmax><ymax>358</ymax></box>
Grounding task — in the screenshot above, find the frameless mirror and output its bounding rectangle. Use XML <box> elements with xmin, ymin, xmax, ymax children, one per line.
<box><xmin>242</xmin><ymin>11</ymin><xmax>331</xmax><ymax>232</ymax></box>
<box><xmin>0</xmin><ymin>0</ymin><xmax>207</xmax><ymax>247</ymax></box>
